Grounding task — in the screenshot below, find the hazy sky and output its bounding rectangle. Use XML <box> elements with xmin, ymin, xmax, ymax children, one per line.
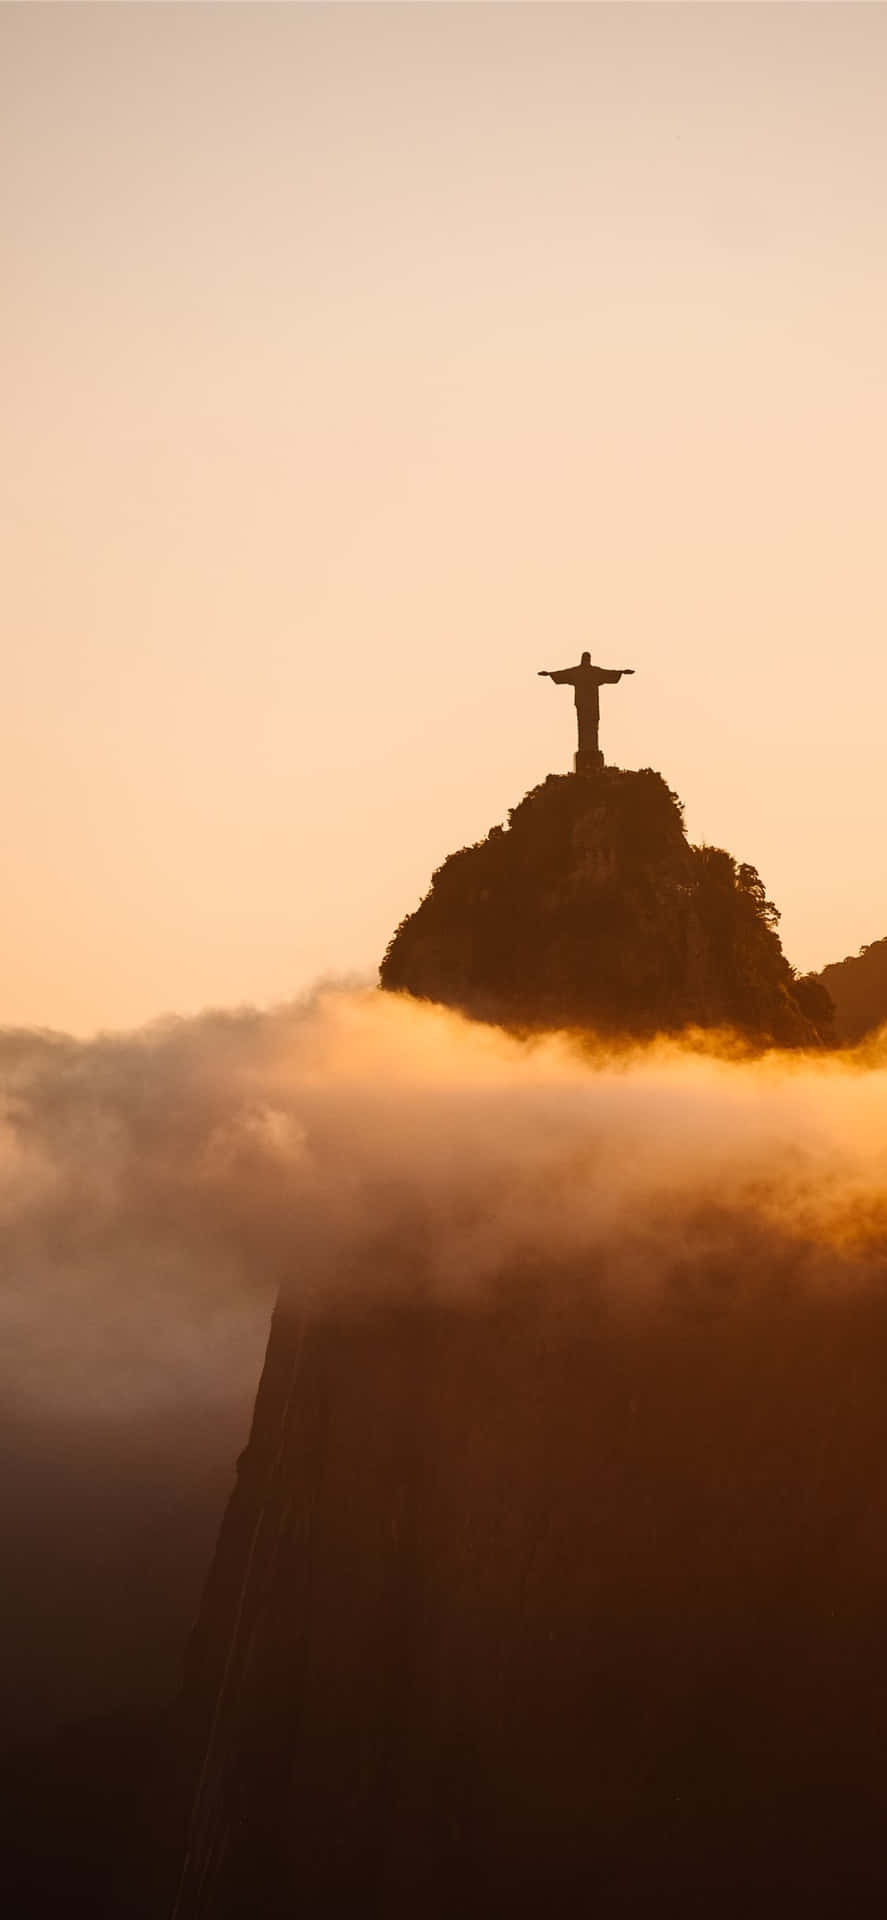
<box><xmin>3</xmin><ymin>3</ymin><xmax>887</xmax><ymax>1033</ymax></box>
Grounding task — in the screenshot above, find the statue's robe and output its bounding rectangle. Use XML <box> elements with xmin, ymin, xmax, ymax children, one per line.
<box><xmin>549</xmin><ymin>663</ymin><xmax>625</xmax><ymax>753</ymax></box>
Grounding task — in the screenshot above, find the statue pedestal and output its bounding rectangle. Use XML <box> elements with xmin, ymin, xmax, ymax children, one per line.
<box><xmin>574</xmin><ymin>748</ymin><xmax>604</xmax><ymax>777</ymax></box>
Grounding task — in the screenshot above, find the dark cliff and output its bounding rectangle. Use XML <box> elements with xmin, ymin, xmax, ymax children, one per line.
<box><xmin>170</xmin><ymin>1286</ymin><xmax>887</xmax><ymax>1918</ymax></box>
<box><xmin>380</xmin><ymin>770</ymin><xmax>831</xmax><ymax>1046</ymax></box>
<box><xmin>168</xmin><ymin>773</ymin><xmax>872</xmax><ymax>1920</ymax></box>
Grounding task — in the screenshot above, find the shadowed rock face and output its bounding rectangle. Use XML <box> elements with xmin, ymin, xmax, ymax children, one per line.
<box><xmin>380</xmin><ymin>770</ymin><xmax>831</xmax><ymax>1046</ymax></box>
<box><xmin>172</xmin><ymin>1287</ymin><xmax>887</xmax><ymax>1917</ymax></box>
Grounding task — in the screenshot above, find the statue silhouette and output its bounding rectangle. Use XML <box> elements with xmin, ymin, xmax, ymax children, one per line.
<box><xmin>539</xmin><ymin>650</ymin><xmax>634</xmax><ymax>764</ymax></box>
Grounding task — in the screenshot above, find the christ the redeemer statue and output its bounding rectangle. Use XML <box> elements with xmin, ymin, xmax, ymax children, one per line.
<box><xmin>538</xmin><ymin>651</ymin><xmax>634</xmax><ymax>772</ymax></box>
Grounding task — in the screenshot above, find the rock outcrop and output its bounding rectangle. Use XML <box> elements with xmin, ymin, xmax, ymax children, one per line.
<box><xmin>381</xmin><ymin>769</ymin><xmax>832</xmax><ymax>1046</ymax></box>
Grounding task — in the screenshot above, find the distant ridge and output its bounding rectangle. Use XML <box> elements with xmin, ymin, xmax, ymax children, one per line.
<box><xmin>381</xmin><ymin>768</ymin><xmax>832</xmax><ymax>1048</ymax></box>
<box><xmin>815</xmin><ymin>937</ymin><xmax>887</xmax><ymax>1044</ymax></box>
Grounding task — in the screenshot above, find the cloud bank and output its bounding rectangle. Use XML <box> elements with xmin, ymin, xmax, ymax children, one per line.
<box><xmin>2</xmin><ymin>987</ymin><xmax>887</xmax><ymax>1427</ymax></box>
<box><xmin>3</xmin><ymin>985</ymin><xmax>887</xmax><ymax>1737</ymax></box>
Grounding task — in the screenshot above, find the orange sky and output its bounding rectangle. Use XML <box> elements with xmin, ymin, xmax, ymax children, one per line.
<box><xmin>3</xmin><ymin>3</ymin><xmax>887</xmax><ymax>1033</ymax></box>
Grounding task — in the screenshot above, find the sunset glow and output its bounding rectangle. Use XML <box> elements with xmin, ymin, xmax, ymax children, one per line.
<box><xmin>4</xmin><ymin>5</ymin><xmax>887</xmax><ymax>1029</ymax></box>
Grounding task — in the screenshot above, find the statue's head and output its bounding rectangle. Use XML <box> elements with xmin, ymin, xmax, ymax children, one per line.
<box><xmin>580</xmin><ymin>650</ymin><xmax>591</xmax><ymax>666</ymax></box>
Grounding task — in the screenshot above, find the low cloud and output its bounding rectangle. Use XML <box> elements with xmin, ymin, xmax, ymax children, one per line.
<box><xmin>2</xmin><ymin>988</ymin><xmax>887</xmax><ymax>1428</ymax></box>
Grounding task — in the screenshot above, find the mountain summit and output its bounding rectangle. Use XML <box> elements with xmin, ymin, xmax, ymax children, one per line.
<box><xmin>381</xmin><ymin>768</ymin><xmax>831</xmax><ymax>1047</ymax></box>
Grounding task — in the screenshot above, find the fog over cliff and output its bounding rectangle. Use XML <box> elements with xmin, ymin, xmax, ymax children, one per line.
<box><xmin>3</xmin><ymin>985</ymin><xmax>887</xmax><ymax>1734</ymax></box>
<box><xmin>5</xmin><ymin>985</ymin><xmax>887</xmax><ymax>1435</ymax></box>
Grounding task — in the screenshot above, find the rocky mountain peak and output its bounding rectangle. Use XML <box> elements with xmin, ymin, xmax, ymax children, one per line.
<box><xmin>381</xmin><ymin>768</ymin><xmax>831</xmax><ymax>1047</ymax></box>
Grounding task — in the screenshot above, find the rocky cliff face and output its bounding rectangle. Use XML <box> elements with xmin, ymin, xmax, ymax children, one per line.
<box><xmin>381</xmin><ymin>770</ymin><xmax>831</xmax><ymax>1046</ymax></box>
<box><xmin>170</xmin><ymin>1285</ymin><xmax>887</xmax><ymax>1917</ymax></box>
<box><xmin>168</xmin><ymin>771</ymin><xmax>856</xmax><ymax>1919</ymax></box>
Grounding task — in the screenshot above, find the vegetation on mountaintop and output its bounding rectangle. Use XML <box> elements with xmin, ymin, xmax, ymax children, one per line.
<box><xmin>381</xmin><ymin>769</ymin><xmax>833</xmax><ymax>1048</ymax></box>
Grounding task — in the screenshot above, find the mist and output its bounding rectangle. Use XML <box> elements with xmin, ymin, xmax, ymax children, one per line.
<box><xmin>3</xmin><ymin>986</ymin><xmax>887</xmax><ymax>1735</ymax></box>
